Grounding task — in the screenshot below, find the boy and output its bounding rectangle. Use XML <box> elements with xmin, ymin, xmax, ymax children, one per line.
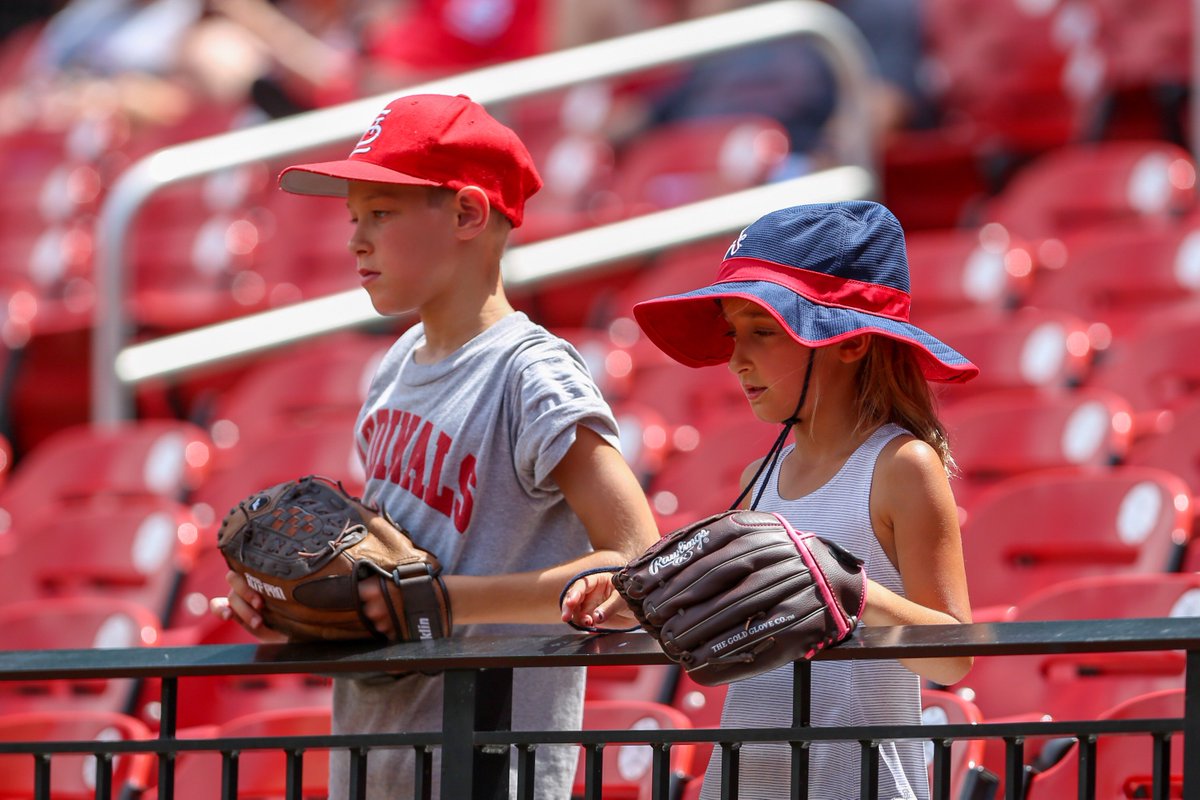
<box><xmin>215</xmin><ymin>92</ymin><xmax>660</xmax><ymax>798</ymax></box>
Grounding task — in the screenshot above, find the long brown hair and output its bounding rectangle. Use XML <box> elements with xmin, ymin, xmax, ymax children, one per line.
<box><xmin>854</xmin><ymin>336</ymin><xmax>957</xmax><ymax>474</ymax></box>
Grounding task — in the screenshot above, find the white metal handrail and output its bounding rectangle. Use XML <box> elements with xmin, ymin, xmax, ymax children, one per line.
<box><xmin>93</xmin><ymin>0</ymin><xmax>879</xmax><ymax>421</ymax></box>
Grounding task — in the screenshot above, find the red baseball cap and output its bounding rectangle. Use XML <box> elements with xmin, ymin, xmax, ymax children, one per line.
<box><xmin>279</xmin><ymin>93</ymin><xmax>543</xmax><ymax>227</ymax></box>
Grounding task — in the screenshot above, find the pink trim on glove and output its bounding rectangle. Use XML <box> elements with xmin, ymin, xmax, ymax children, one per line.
<box><xmin>772</xmin><ymin>512</ymin><xmax>854</xmax><ymax>640</ymax></box>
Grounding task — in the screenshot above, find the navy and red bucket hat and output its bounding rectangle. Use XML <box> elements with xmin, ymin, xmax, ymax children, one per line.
<box><xmin>633</xmin><ymin>201</ymin><xmax>978</xmax><ymax>384</ymax></box>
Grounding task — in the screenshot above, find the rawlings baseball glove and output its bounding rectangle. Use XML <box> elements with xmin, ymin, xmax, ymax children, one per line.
<box><xmin>612</xmin><ymin>509</ymin><xmax>866</xmax><ymax>686</ymax></box>
<box><xmin>217</xmin><ymin>475</ymin><xmax>452</xmax><ymax>643</ymax></box>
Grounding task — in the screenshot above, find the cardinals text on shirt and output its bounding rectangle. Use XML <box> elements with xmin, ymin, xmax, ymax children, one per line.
<box><xmin>359</xmin><ymin>409</ymin><xmax>476</xmax><ymax>532</ymax></box>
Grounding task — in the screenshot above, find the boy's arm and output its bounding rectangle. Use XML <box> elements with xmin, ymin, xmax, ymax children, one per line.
<box><xmin>437</xmin><ymin>425</ymin><xmax>660</xmax><ymax>626</ymax></box>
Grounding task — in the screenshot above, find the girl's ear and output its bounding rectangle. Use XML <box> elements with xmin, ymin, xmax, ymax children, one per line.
<box><xmin>836</xmin><ymin>334</ymin><xmax>872</xmax><ymax>363</ymax></box>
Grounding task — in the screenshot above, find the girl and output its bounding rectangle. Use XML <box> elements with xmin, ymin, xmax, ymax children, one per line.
<box><xmin>564</xmin><ymin>200</ymin><xmax>976</xmax><ymax>799</ymax></box>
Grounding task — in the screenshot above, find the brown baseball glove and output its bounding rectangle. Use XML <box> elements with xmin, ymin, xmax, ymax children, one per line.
<box><xmin>611</xmin><ymin>509</ymin><xmax>866</xmax><ymax>686</ymax></box>
<box><xmin>217</xmin><ymin>475</ymin><xmax>452</xmax><ymax>642</ymax></box>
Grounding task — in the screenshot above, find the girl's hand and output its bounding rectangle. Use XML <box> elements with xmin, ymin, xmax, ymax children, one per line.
<box><xmin>561</xmin><ymin>571</ymin><xmax>639</xmax><ymax>631</ymax></box>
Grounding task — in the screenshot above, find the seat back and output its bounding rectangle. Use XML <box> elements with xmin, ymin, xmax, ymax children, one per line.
<box><xmin>952</xmin><ymin>573</ymin><xmax>1200</xmax><ymax>722</ymax></box>
<box><xmin>575</xmin><ymin>700</ymin><xmax>697</xmax><ymax>800</ymax></box>
<box><xmin>943</xmin><ymin>387</ymin><xmax>1135</xmax><ymax>512</ymax></box>
<box><xmin>983</xmin><ymin>141</ymin><xmax>1197</xmax><ymax>241</ymax></box>
<box><xmin>960</xmin><ymin>466</ymin><xmax>1195</xmax><ymax>609</ymax></box>
<box><xmin>0</xmin><ymin>710</ymin><xmax>154</xmax><ymax>799</ymax></box>
<box><xmin>0</xmin><ymin>597</ymin><xmax>162</xmax><ymax>716</ymax></box>
<box><xmin>149</xmin><ymin>707</ymin><xmax>332</xmax><ymax>800</ymax></box>
<box><xmin>927</xmin><ymin>307</ymin><xmax>1094</xmax><ymax>404</ymax></box>
<box><xmin>0</xmin><ymin>496</ymin><xmax>203</xmax><ymax>623</ymax></box>
<box><xmin>608</xmin><ymin>116</ymin><xmax>790</xmax><ymax>219</ymax></box>
<box><xmin>1026</xmin><ymin>689</ymin><xmax>1186</xmax><ymax>799</ymax></box>
<box><xmin>0</xmin><ymin>420</ymin><xmax>214</xmax><ymax>532</ymax></box>
<box><xmin>920</xmin><ymin>688</ymin><xmax>989</xmax><ymax>800</ymax></box>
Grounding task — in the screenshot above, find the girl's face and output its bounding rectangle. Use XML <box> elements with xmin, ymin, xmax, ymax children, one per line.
<box><xmin>722</xmin><ymin>299</ymin><xmax>815</xmax><ymax>424</ymax></box>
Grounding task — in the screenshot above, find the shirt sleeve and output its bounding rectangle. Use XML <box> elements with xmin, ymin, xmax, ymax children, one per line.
<box><xmin>507</xmin><ymin>345</ymin><xmax>621</xmax><ymax>496</ymax></box>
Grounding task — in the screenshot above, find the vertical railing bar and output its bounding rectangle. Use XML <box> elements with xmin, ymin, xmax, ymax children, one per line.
<box><xmin>1076</xmin><ymin>735</ymin><xmax>1096</xmax><ymax>800</ymax></box>
<box><xmin>347</xmin><ymin>747</ymin><xmax>368</xmax><ymax>800</ymax></box>
<box><xmin>1003</xmin><ymin>737</ymin><xmax>1025</xmax><ymax>800</ymax></box>
<box><xmin>413</xmin><ymin>745</ymin><xmax>433</xmax><ymax>800</ymax></box>
<box><xmin>95</xmin><ymin>752</ymin><xmax>114</xmax><ymax>800</ymax></box>
<box><xmin>788</xmin><ymin>740</ymin><xmax>809</xmax><ymax>800</ymax></box>
<box><xmin>583</xmin><ymin>744</ymin><xmax>604</xmax><ymax>800</ymax></box>
<box><xmin>720</xmin><ymin>742</ymin><xmax>740</xmax><ymax>800</ymax></box>
<box><xmin>930</xmin><ymin>739</ymin><xmax>951</xmax><ymax>800</ymax></box>
<box><xmin>158</xmin><ymin>677</ymin><xmax>178</xmax><ymax>800</ymax></box>
<box><xmin>515</xmin><ymin>744</ymin><xmax>536</xmax><ymax>800</ymax></box>
<box><xmin>1184</xmin><ymin>649</ymin><xmax>1200</xmax><ymax>798</ymax></box>
<box><xmin>1151</xmin><ymin>733</ymin><xmax>1171</xmax><ymax>800</ymax></box>
<box><xmin>221</xmin><ymin>751</ymin><xmax>239</xmax><ymax>800</ymax></box>
<box><xmin>285</xmin><ymin>749</ymin><xmax>303</xmax><ymax>800</ymax></box>
<box><xmin>33</xmin><ymin>754</ymin><xmax>50</xmax><ymax>800</ymax></box>
<box><xmin>651</xmin><ymin>742</ymin><xmax>671</xmax><ymax>800</ymax></box>
<box><xmin>791</xmin><ymin>660</ymin><xmax>811</xmax><ymax>797</ymax></box>
<box><xmin>859</xmin><ymin>740</ymin><xmax>879</xmax><ymax>800</ymax></box>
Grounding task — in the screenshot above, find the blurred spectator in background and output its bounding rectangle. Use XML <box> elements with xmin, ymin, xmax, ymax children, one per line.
<box><xmin>608</xmin><ymin>0</ymin><xmax>933</xmax><ymax>176</ymax></box>
<box><xmin>185</xmin><ymin>0</ymin><xmax>658</xmax><ymax>117</ymax></box>
<box><xmin>184</xmin><ymin>0</ymin><xmax>388</xmax><ymax>116</ymax></box>
<box><xmin>0</xmin><ymin>0</ymin><xmax>216</xmax><ymax>133</ymax></box>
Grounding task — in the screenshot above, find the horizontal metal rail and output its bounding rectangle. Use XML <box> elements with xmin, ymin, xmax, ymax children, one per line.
<box><xmin>0</xmin><ymin>618</ymin><xmax>1198</xmax><ymax>799</ymax></box>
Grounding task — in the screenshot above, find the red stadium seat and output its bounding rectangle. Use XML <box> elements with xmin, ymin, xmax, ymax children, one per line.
<box><xmin>144</xmin><ymin>706</ymin><xmax>332</xmax><ymax>800</ymax></box>
<box><xmin>921</xmin><ymin>0</ymin><xmax>1083</xmax><ymax>153</ymax></box>
<box><xmin>1084</xmin><ymin>0</ymin><xmax>1190</xmax><ymax>141</ymax></box>
<box><xmin>981</xmin><ymin>141</ymin><xmax>1197</xmax><ymax>242</ymax></box>
<box><xmin>919</xmin><ymin>688</ymin><xmax>992</xmax><ymax>800</ymax></box>
<box><xmin>0</xmin><ymin>709</ymin><xmax>155</xmax><ymax>800</ymax></box>
<box><xmin>0</xmin><ymin>220</ymin><xmax>97</xmax><ymax>335</ymax></box>
<box><xmin>1025</xmin><ymin>689</ymin><xmax>1186</xmax><ymax>800</ymax></box>
<box><xmin>0</xmin><ymin>420</ymin><xmax>215</xmax><ymax>548</ymax></box>
<box><xmin>598</xmin><ymin>238</ymin><xmax>730</xmax><ymax>325</ymax></box>
<box><xmin>951</xmin><ymin>573</ymin><xmax>1200</xmax><ymax>724</ymax></box>
<box><xmin>943</xmin><ymin>387</ymin><xmax>1135</xmax><ymax>512</ymax></box>
<box><xmin>1025</xmin><ymin>214</ymin><xmax>1200</xmax><ymax>334</ymax></box>
<box><xmin>645</xmin><ymin>416</ymin><xmax>777</xmax><ymax>530</ymax></box>
<box><xmin>0</xmin><ymin>496</ymin><xmax>205</xmax><ymax>621</ymax></box>
<box><xmin>668</xmin><ymin>669</ymin><xmax>726</xmax><ymax>775</ymax></box>
<box><xmin>1125</xmin><ymin>394</ymin><xmax>1200</xmax><ymax>523</ymax></box>
<box><xmin>606</xmin><ymin>115</ymin><xmax>790</xmax><ymax>219</ymax></box>
<box><xmin>0</xmin><ymin>597</ymin><xmax>161</xmax><ymax>717</ymax></box>
<box><xmin>514</xmin><ymin>129</ymin><xmax>617</xmax><ymax>243</ymax></box>
<box><xmin>1083</xmin><ymin>303</ymin><xmax>1200</xmax><ymax>414</ymax></box>
<box><xmin>904</xmin><ymin>225</ymin><xmax>1035</xmax><ymax>320</ymax></box>
<box><xmin>189</xmin><ymin>416</ymin><xmax>364</xmax><ymax>524</ymax></box>
<box><xmin>958</xmin><ymin>466</ymin><xmax>1195</xmax><ymax>613</ymax></box>
<box><xmin>204</xmin><ymin>332</ymin><xmax>393</xmax><ymax>457</ymax></box>
<box><xmin>574</xmin><ymin>700</ymin><xmax>697</xmax><ymax>800</ymax></box>
<box><xmin>925</xmin><ymin>307</ymin><xmax>1095</xmax><ymax>405</ymax></box>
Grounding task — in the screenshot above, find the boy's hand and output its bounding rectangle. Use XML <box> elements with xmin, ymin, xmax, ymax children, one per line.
<box><xmin>561</xmin><ymin>571</ymin><xmax>640</xmax><ymax>632</ymax></box>
<box><xmin>210</xmin><ymin>570</ymin><xmax>287</xmax><ymax>644</ymax></box>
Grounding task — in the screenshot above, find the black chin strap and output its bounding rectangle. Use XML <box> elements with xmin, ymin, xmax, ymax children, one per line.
<box><xmin>730</xmin><ymin>349</ymin><xmax>816</xmax><ymax>511</ymax></box>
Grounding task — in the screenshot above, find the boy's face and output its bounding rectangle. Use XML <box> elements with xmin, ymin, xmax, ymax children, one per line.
<box><xmin>345</xmin><ymin>181</ymin><xmax>458</xmax><ymax>316</ymax></box>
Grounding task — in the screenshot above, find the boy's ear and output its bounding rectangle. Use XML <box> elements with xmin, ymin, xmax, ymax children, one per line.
<box><xmin>835</xmin><ymin>334</ymin><xmax>872</xmax><ymax>363</ymax></box>
<box><xmin>452</xmin><ymin>186</ymin><xmax>491</xmax><ymax>239</ymax></box>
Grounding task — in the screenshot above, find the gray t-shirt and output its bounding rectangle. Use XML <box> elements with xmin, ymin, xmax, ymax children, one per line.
<box><xmin>330</xmin><ymin>312</ymin><xmax>621</xmax><ymax>799</ymax></box>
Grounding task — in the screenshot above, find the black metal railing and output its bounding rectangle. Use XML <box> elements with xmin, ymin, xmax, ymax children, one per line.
<box><xmin>1</xmin><ymin>617</ymin><xmax>1198</xmax><ymax>799</ymax></box>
